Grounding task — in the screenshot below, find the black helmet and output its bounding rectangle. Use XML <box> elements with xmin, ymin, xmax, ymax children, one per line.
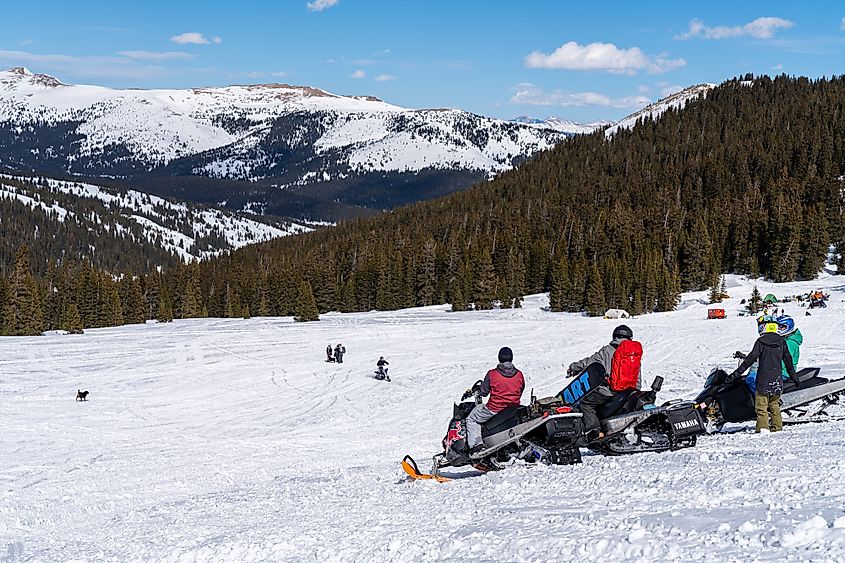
<box><xmin>612</xmin><ymin>325</ymin><xmax>633</xmax><ymax>340</ymax></box>
<box><xmin>498</xmin><ymin>346</ymin><xmax>513</xmax><ymax>363</ymax></box>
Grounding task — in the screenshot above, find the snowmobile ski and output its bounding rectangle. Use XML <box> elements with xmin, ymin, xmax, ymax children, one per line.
<box><xmin>401</xmin><ymin>455</ymin><xmax>451</xmax><ymax>483</ymax></box>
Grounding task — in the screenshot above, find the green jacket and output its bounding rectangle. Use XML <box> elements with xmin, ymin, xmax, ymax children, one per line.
<box><xmin>782</xmin><ymin>329</ymin><xmax>803</xmax><ymax>377</ymax></box>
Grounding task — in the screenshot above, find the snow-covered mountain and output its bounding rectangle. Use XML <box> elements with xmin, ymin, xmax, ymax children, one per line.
<box><xmin>511</xmin><ymin>115</ymin><xmax>612</xmax><ymax>135</ymax></box>
<box><xmin>0</xmin><ymin>173</ymin><xmax>310</xmax><ymax>261</ymax></box>
<box><xmin>605</xmin><ymin>83</ymin><xmax>716</xmax><ymax>137</ymax></box>
<box><xmin>0</xmin><ymin>67</ymin><xmax>568</xmax><ymax>216</ymax></box>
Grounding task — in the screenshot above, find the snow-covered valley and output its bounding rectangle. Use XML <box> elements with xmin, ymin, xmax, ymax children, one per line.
<box><xmin>2</xmin><ymin>274</ymin><xmax>844</xmax><ymax>561</ymax></box>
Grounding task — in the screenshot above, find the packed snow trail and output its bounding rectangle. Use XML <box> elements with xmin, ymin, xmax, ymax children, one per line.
<box><xmin>1</xmin><ymin>274</ymin><xmax>845</xmax><ymax>561</ymax></box>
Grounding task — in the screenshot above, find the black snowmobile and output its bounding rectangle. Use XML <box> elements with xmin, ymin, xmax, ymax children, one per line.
<box><xmin>373</xmin><ymin>366</ymin><xmax>391</xmax><ymax>382</ymax></box>
<box><xmin>402</xmin><ymin>384</ymin><xmax>584</xmax><ymax>482</ymax></box>
<box><xmin>693</xmin><ymin>352</ymin><xmax>845</xmax><ymax>432</ymax></box>
<box><xmin>558</xmin><ymin>364</ymin><xmax>705</xmax><ymax>455</ymax></box>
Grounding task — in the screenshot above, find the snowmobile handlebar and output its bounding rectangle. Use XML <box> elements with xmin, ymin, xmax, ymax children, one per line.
<box><xmin>733</xmin><ymin>351</ymin><xmax>747</xmax><ymax>360</ymax></box>
<box><xmin>461</xmin><ymin>380</ymin><xmax>483</xmax><ymax>401</ymax></box>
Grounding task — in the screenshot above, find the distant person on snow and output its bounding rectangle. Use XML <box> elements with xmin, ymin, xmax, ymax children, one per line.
<box><xmin>376</xmin><ymin>356</ymin><xmax>390</xmax><ymax>379</ymax></box>
<box><xmin>565</xmin><ymin>325</ymin><xmax>642</xmax><ymax>441</ymax></box>
<box><xmin>728</xmin><ymin>318</ymin><xmax>798</xmax><ymax>433</ymax></box>
<box><xmin>466</xmin><ymin>347</ymin><xmax>525</xmax><ymax>457</ymax></box>
<box><xmin>334</xmin><ymin>343</ymin><xmax>346</xmax><ymax>364</ymax></box>
<box><xmin>326</xmin><ymin>344</ymin><xmax>335</xmax><ymax>363</ymax></box>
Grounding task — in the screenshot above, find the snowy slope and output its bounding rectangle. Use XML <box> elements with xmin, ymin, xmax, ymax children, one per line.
<box><xmin>605</xmin><ymin>83</ymin><xmax>715</xmax><ymax>137</ymax></box>
<box><xmin>2</xmin><ymin>273</ymin><xmax>845</xmax><ymax>560</ymax></box>
<box><xmin>0</xmin><ymin>67</ymin><xmax>567</xmax><ymax>181</ymax></box>
<box><xmin>0</xmin><ymin>173</ymin><xmax>310</xmax><ymax>261</ymax></box>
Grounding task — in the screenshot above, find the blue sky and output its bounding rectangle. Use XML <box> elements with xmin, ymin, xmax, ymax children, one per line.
<box><xmin>2</xmin><ymin>0</ymin><xmax>845</xmax><ymax>122</ymax></box>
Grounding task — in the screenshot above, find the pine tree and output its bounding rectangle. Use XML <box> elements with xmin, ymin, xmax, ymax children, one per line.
<box><xmin>549</xmin><ymin>253</ymin><xmax>570</xmax><ymax>312</ymax></box>
<box><xmin>450</xmin><ymin>282</ymin><xmax>466</xmax><ymax>312</ymax></box>
<box><xmin>586</xmin><ymin>262</ymin><xmax>606</xmax><ymax>317</ymax></box>
<box><xmin>747</xmin><ymin>285</ymin><xmax>763</xmax><ymax>314</ymax></box>
<box><xmin>62</xmin><ymin>302</ymin><xmax>84</xmax><ymax>334</ymax></box>
<box><xmin>708</xmin><ymin>272</ymin><xmax>722</xmax><ymax>304</ymax></box>
<box><xmin>294</xmin><ymin>281</ymin><xmax>320</xmax><ymax>322</ymax></box>
<box><xmin>472</xmin><ymin>248</ymin><xmax>497</xmax><ymax>310</ymax></box>
<box><xmin>718</xmin><ymin>275</ymin><xmax>728</xmax><ymax>300</ymax></box>
<box><xmin>2</xmin><ymin>246</ymin><xmax>43</xmax><ymax>336</ymax></box>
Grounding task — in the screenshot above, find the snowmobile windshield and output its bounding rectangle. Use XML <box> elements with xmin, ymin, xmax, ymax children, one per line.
<box><xmin>704</xmin><ymin>368</ymin><xmax>727</xmax><ymax>389</ymax></box>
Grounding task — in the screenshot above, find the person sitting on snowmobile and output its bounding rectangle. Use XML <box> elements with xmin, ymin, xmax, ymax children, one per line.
<box><xmin>466</xmin><ymin>347</ymin><xmax>525</xmax><ymax>457</ymax></box>
<box><xmin>565</xmin><ymin>325</ymin><xmax>641</xmax><ymax>441</ymax></box>
<box><xmin>376</xmin><ymin>356</ymin><xmax>390</xmax><ymax>381</ymax></box>
<box><xmin>778</xmin><ymin>315</ymin><xmax>802</xmax><ymax>380</ymax></box>
<box><xmin>727</xmin><ymin>319</ymin><xmax>799</xmax><ymax>433</ymax></box>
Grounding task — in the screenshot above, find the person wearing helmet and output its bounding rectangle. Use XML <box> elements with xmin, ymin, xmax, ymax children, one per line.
<box><xmin>728</xmin><ymin>318</ymin><xmax>798</xmax><ymax>432</ymax></box>
<box><xmin>565</xmin><ymin>325</ymin><xmax>641</xmax><ymax>440</ymax></box>
<box><xmin>777</xmin><ymin>315</ymin><xmax>802</xmax><ymax>381</ymax></box>
<box><xmin>466</xmin><ymin>347</ymin><xmax>525</xmax><ymax>457</ymax></box>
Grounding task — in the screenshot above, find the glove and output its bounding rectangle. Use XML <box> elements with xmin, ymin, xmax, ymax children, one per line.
<box><xmin>793</xmin><ymin>379</ymin><xmax>800</xmax><ymax>389</ymax></box>
<box><xmin>725</xmin><ymin>371</ymin><xmax>740</xmax><ymax>384</ymax></box>
<box><xmin>566</xmin><ymin>367</ymin><xmax>576</xmax><ymax>378</ymax></box>
<box><xmin>461</xmin><ymin>388</ymin><xmax>473</xmax><ymax>401</ymax></box>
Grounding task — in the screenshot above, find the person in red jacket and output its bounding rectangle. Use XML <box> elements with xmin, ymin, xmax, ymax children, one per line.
<box><xmin>466</xmin><ymin>347</ymin><xmax>525</xmax><ymax>456</ymax></box>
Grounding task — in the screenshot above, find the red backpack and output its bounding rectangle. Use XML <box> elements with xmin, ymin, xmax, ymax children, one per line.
<box><xmin>608</xmin><ymin>339</ymin><xmax>642</xmax><ymax>391</ymax></box>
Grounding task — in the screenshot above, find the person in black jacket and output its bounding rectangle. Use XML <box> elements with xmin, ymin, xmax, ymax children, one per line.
<box><xmin>728</xmin><ymin>320</ymin><xmax>799</xmax><ymax>432</ymax></box>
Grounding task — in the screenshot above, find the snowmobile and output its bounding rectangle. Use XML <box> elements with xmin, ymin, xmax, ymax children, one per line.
<box><xmin>693</xmin><ymin>352</ymin><xmax>845</xmax><ymax>431</ymax></box>
<box><xmin>373</xmin><ymin>366</ymin><xmax>391</xmax><ymax>382</ymax></box>
<box><xmin>402</xmin><ymin>384</ymin><xmax>584</xmax><ymax>482</ymax></box>
<box><xmin>557</xmin><ymin>364</ymin><xmax>705</xmax><ymax>455</ymax></box>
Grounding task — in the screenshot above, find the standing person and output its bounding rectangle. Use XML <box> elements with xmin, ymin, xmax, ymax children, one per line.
<box><xmin>376</xmin><ymin>356</ymin><xmax>390</xmax><ymax>381</ymax></box>
<box><xmin>326</xmin><ymin>344</ymin><xmax>334</xmax><ymax>362</ymax></box>
<box><xmin>728</xmin><ymin>319</ymin><xmax>799</xmax><ymax>432</ymax></box>
<box><xmin>466</xmin><ymin>347</ymin><xmax>525</xmax><ymax>457</ymax></box>
<box><xmin>335</xmin><ymin>343</ymin><xmax>345</xmax><ymax>364</ymax></box>
<box><xmin>564</xmin><ymin>325</ymin><xmax>642</xmax><ymax>441</ymax></box>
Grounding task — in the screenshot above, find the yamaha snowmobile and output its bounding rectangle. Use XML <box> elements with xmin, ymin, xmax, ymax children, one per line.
<box><xmin>402</xmin><ymin>385</ymin><xmax>584</xmax><ymax>482</ymax></box>
<box><xmin>693</xmin><ymin>352</ymin><xmax>845</xmax><ymax>431</ymax></box>
<box><xmin>557</xmin><ymin>364</ymin><xmax>705</xmax><ymax>455</ymax></box>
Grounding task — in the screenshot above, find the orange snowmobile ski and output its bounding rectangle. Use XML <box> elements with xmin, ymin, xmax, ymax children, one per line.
<box><xmin>401</xmin><ymin>455</ymin><xmax>451</xmax><ymax>483</ymax></box>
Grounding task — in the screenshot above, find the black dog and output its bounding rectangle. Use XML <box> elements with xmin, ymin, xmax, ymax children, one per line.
<box><xmin>76</xmin><ymin>390</ymin><xmax>89</xmax><ymax>401</ymax></box>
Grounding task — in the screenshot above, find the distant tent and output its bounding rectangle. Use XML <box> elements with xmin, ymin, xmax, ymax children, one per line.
<box><xmin>763</xmin><ymin>294</ymin><xmax>778</xmax><ymax>304</ymax></box>
<box><xmin>604</xmin><ymin>308</ymin><xmax>630</xmax><ymax>319</ymax></box>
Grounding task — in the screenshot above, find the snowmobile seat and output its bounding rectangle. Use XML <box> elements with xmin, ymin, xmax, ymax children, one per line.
<box><xmin>481</xmin><ymin>405</ymin><xmax>527</xmax><ymax>437</ymax></box>
<box><xmin>782</xmin><ymin>367</ymin><xmax>824</xmax><ymax>392</ymax></box>
<box><xmin>596</xmin><ymin>389</ymin><xmax>638</xmax><ymax>419</ymax></box>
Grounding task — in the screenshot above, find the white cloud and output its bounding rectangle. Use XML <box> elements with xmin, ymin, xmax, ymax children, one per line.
<box><xmin>773</xmin><ymin>63</ymin><xmax>784</xmax><ymax>70</ymax></box>
<box><xmin>374</xmin><ymin>73</ymin><xmax>395</xmax><ymax>82</ymax></box>
<box><xmin>0</xmin><ymin>48</ymin><xmax>170</xmax><ymax>80</ymax></box>
<box><xmin>510</xmin><ymin>83</ymin><xmax>650</xmax><ymax>108</ymax></box>
<box><xmin>350</xmin><ymin>69</ymin><xmax>366</xmax><ymax>79</ymax></box>
<box><xmin>213</xmin><ymin>36</ymin><xmax>222</xmax><ymax>44</ymax></box>
<box><xmin>675</xmin><ymin>17</ymin><xmax>794</xmax><ymax>40</ymax></box>
<box><xmin>841</xmin><ymin>17</ymin><xmax>845</xmax><ymax>30</ymax></box>
<box><xmin>637</xmin><ymin>85</ymin><xmax>650</xmax><ymax>94</ymax></box>
<box><xmin>524</xmin><ymin>41</ymin><xmax>685</xmax><ymax>75</ymax></box>
<box><xmin>245</xmin><ymin>71</ymin><xmax>288</xmax><ymax>79</ymax></box>
<box><xmin>171</xmin><ymin>32</ymin><xmax>219</xmax><ymax>45</ymax></box>
<box><xmin>20</xmin><ymin>39</ymin><xmax>35</xmax><ymax>46</ymax></box>
<box><xmin>307</xmin><ymin>0</ymin><xmax>339</xmax><ymax>12</ymax></box>
<box><xmin>117</xmin><ymin>51</ymin><xmax>195</xmax><ymax>61</ymax></box>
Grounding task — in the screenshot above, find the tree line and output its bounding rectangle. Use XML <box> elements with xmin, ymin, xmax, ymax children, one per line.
<box><xmin>2</xmin><ymin>74</ymin><xmax>844</xmax><ymax>335</ymax></box>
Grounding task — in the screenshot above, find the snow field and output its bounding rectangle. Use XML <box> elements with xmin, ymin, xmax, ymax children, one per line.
<box><xmin>1</xmin><ymin>274</ymin><xmax>845</xmax><ymax>561</ymax></box>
